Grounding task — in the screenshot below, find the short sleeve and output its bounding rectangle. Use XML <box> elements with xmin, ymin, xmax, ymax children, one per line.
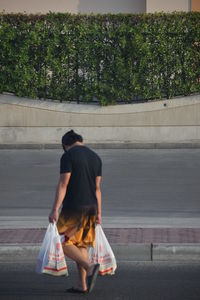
<box><xmin>60</xmin><ymin>153</ymin><xmax>72</xmax><ymax>174</ymax></box>
<box><xmin>97</xmin><ymin>158</ymin><xmax>102</xmax><ymax>176</ymax></box>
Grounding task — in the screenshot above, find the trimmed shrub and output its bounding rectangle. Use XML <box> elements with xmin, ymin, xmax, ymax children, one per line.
<box><xmin>0</xmin><ymin>12</ymin><xmax>199</xmax><ymax>105</ymax></box>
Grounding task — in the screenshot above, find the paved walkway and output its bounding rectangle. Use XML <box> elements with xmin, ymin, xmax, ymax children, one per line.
<box><xmin>1</xmin><ymin>149</ymin><xmax>200</xmax><ymax>261</ymax></box>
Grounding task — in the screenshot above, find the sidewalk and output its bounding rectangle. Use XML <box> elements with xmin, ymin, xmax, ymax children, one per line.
<box><xmin>1</xmin><ymin>218</ymin><xmax>200</xmax><ymax>262</ymax></box>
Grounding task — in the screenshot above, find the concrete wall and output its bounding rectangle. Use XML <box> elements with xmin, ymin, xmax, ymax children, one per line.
<box><xmin>146</xmin><ymin>0</ymin><xmax>189</xmax><ymax>13</ymax></box>
<box><xmin>191</xmin><ymin>0</ymin><xmax>200</xmax><ymax>11</ymax></box>
<box><xmin>0</xmin><ymin>0</ymin><xmax>146</xmax><ymax>14</ymax></box>
<box><xmin>0</xmin><ymin>0</ymin><xmax>194</xmax><ymax>15</ymax></box>
<box><xmin>0</xmin><ymin>0</ymin><xmax>78</xmax><ymax>14</ymax></box>
<box><xmin>0</xmin><ymin>94</ymin><xmax>200</xmax><ymax>145</ymax></box>
<box><xmin>77</xmin><ymin>0</ymin><xmax>146</xmax><ymax>14</ymax></box>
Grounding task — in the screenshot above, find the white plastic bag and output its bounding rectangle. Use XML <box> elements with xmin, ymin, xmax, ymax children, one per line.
<box><xmin>36</xmin><ymin>222</ymin><xmax>68</xmax><ymax>276</ymax></box>
<box><xmin>88</xmin><ymin>224</ymin><xmax>117</xmax><ymax>275</ymax></box>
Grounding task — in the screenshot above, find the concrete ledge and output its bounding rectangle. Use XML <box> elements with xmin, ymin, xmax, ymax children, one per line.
<box><xmin>111</xmin><ymin>244</ymin><xmax>152</xmax><ymax>261</ymax></box>
<box><xmin>153</xmin><ymin>244</ymin><xmax>200</xmax><ymax>261</ymax></box>
<box><xmin>1</xmin><ymin>143</ymin><xmax>200</xmax><ymax>149</ymax></box>
<box><xmin>0</xmin><ymin>243</ymin><xmax>152</xmax><ymax>262</ymax></box>
<box><xmin>1</xmin><ymin>93</ymin><xmax>200</xmax><ymax>115</ymax></box>
<box><xmin>1</xmin><ymin>93</ymin><xmax>200</xmax><ymax>144</ymax></box>
<box><xmin>0</xmin><ymin>244</ymin><xmax>40</xmax><ymax>262</ymax></box>
<box><xmin>1</xmin><ymin>243</ymin><xmax>200</xmax><ymax>262</ymax></box>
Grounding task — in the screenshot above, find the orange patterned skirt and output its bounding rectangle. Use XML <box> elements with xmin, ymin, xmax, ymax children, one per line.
<box><xmin>57</xmin><ymin>208</ymin><xmax>97</xmax><ymax>249</ymax></box>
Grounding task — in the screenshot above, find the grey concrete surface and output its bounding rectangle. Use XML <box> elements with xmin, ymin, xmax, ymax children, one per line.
<box><xmin>1</xmin><ymin>142</ymin><xmax>200</xmax><ymax>150</ymax></box>
<box><xmin>1</xmin><ymin>216</ymin><xmax>200</xmax><ymax>229</ymax></box>
<box><xmin>0</xmin><ymin>261</ymin><xmax>200</xmax><ymax>300</ymax></box>
<box><xmin>1</xmin><ymin>149</ymin><xmax>200</xmax><ymax>220</ymax></box>
<box><xmin>0</xmin><ymin>243</ymin><xmax>152</xmax><ymax>262</ymax></box>
<box><xmin>1</xmin><ymin>93</ymin><xmax>200</xmax><ymax>144</ymax></box>
<box><xmin>1</xmin><ymin>149</ymin><xmax>200</xmax><ymax>262</ymax></box>
<box><xmin>153</xmin><ymin>244</ymin><xmax>200</xmax><ymax>261</ymax></box>
<box><xmin>1</xmin><ymin>243</ymin><xmax>200</xmax><ymax>263</ymax></box>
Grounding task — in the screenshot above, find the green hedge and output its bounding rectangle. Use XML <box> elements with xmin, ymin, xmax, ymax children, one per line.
<box><xmin>0</xmin><ymin>12</ymin><xmax>199</xmax><ymax>105</ymax></box>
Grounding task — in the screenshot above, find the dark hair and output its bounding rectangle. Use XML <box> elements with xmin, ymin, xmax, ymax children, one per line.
<box><xmin>62</xmin><ymin>130</ymin><xmax>83</xmax><ymax>146</ymax></box>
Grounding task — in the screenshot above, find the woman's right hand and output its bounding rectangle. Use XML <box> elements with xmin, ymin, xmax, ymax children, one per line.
<box><xmin>48</xmin><ymin>209</ymin><xmax>59</xmax><ymax>223</ymax></box>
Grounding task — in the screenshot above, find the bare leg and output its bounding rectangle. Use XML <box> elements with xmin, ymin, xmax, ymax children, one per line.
<box><xmin>63</xmin><ymin>244</ymin><xmax>90</xmax><ymax>270</ymax></box>
<box><xmin>61</xmin><ymin>220</ymin><xmax>98</xmax><ymax>292</ymax></box>
<box><xmin>76</xmin><ymin>247</ymin><xmax>89</xmax><ymax>291</ymax></box>
<box><xmin>63</xmin><ymin>244</ymin><xmax>96</xmax><ymax>291</ymax></box>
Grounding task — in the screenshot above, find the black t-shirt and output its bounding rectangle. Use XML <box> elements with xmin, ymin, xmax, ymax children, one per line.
<box><xmin>60</xmin><ymin>145</ymin><xmax>102</xmax><ymax>211</ymax></box>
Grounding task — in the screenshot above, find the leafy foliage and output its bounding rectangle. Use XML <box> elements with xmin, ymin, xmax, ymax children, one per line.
<box><xmin>0</xmin><ymin>12</ymin><xmax>199</xmax><ymax>105</ymax></box>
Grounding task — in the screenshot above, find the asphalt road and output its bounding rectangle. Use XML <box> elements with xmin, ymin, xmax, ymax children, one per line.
<box><xmin>0</xmin><ymin>261</ymin><xmax>200</xmax><ymax>300</ymax></box>
<box><xmin>1</xmin><ymin>149</ymin><xmax>200</xmax><ymax>219</ymax></box>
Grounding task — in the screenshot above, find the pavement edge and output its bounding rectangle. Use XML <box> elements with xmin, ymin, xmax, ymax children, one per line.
<box><xmin>1</xmin><ymin>243</ymin><xmax>200</xmax><ymax>262</ymax></box>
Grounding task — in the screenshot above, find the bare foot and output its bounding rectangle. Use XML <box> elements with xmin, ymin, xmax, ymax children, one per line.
<box><xmin>74</xmin><ymin>281</ymin><xmax>87</xmax><ymax>292</ymax></box>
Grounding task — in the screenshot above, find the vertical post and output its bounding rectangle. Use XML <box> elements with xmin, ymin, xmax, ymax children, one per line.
<box><xmin>188</xmin><ymin>0</ymin><xmax>191</xmax><ymax>12</ymax></box>
<box><xmin>44</xmin><ymin>20</ymin><xmax>47</xmax><ymax>100</ymax></box>
<box><xmin>75</xmin><ymin>50</ymin><xmax>79</xmax><ymax>104</ymax></box>
<box><xmin>166</xmin><ymin>23</ymin><xmax>169</xmax><ymax>99</ymax></box>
